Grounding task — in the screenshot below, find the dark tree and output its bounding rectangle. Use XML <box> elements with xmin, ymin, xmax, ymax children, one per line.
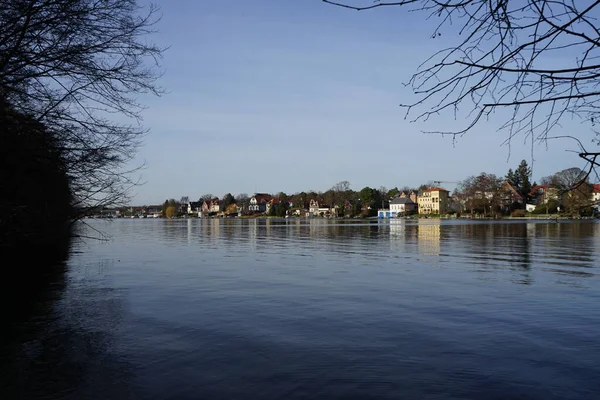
<box><xmin>506</xmin><ymin>160</ymin><xmax>532</xmax><ymax>201</ymax></box>
<box><xmin>222</xmin><ymin>193</ymin><xmax>235</xmax><ymax>210</ymax></box>
<box><xmin>0</xmin><ymin>0</ymin><xmax>164</xmax><ymax>212</ymax></box>
<box><xmin>1</xmin><ymin>100</ymin><xmax>72</xmax><ymax>248</ymax></box>
<box><xmin>235</xmin><ymin>193</ymin><xmax>250</xmax><ymax>210</ymax></box>
<box><xmin>325</xmin><ymin>0</ymin><xmax>600</xmax><ymax>173</ymax></box>
<box><xmin>289</xmin><ymin>192</ymin><xmax>308</xmax><ymax>209</ymax></box>
<box><xmin>358</xmin><ymin>186</ymin><xmax>380</xmax><ymax>216</ymax></box>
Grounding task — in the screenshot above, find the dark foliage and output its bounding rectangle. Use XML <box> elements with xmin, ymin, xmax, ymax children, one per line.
<box><xmin>0</xmin><ymin>99</ymin><xmax>72</xmax><ymax>249</ymax></box>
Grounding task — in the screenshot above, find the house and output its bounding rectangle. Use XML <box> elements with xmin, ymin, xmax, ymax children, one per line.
<box><xmin>379</xmin><ymin>197</ymin><xmax>417</xmax><ymax>218</ymax></box>
<box><xmin>309</xmin><ymin>199</ymin><xmax>331</xmax><ymax>217</ymax></box>
<box><xmin>399</xmin><ymin>191</ymin><xmax>418</xmax><ymax>203</ymax></box>
<box><xmin>390</xmin><ymin>197</ymin><xmax>417</xmax><ymax>215</ymax></box>
<box><xmin>187</xmin><ymin>201</ymin><xmax>202</xmax><ymax>214</ymax></box>
<box><xmin>249</xmin><ymin>193</ymin><xmax>272</xmax><ymax>213</ymax></box>
<box><xmin>146</xmin><ymin>205</ymin><xmax>163</xmax><ymax>218</ymax></box>
<box><xmin>202</xmin><ymin>199</ymin><xmax>221</xmax><ymax>213</ymax></box>
<box><xmin>529</xmin><ymin>185</ymin><xmax>559</xmax><ymax>205</ymax></box>
<box><xmin>265</xmin><ymin>197</ymin><xmax>281</xmax><ymax>214</ymax></box>
<box><xmin>417</xmin><ymin>187</ymin><xmax>450</xmax><ymax>215</ymax></box>
<box><xmin>499</xmin><ymin>181</ymin><xmax>523</xmax><ymax>210</ymax></box>
<box><xmin>592</xmin><ymin>184</ymin><xmax>600</xmax><ymax>202</ymax></box>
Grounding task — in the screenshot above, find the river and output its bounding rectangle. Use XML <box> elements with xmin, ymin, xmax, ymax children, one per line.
<box><xmin>2</xmin><ymin>219</ymin><xmax>599</xmax><ymax>399</ymax></box>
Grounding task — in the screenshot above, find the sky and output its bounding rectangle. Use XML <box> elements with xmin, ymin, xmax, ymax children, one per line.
<box><xmin>128</xmin><ymin>0</ymin><xmax>596</xmax><ymax>205</ymax></box>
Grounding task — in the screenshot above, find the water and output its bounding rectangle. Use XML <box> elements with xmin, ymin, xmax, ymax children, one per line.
<box><xmin>2</xmin><ymin>219</ymin><xmax>600</xmax><ymax>399</ymax></box>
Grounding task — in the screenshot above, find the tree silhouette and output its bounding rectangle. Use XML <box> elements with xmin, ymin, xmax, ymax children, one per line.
<box><xmin>0</xmin><ymin>0</ymin><xmax>164</xmax><ymax>212</ymax></box>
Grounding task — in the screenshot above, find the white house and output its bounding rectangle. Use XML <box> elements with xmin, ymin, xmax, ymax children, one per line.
<box><xmin>187</xmin><ymin>201</ymin><xmax>202</xmax><ymax>215</ymax></box>
<box><xmin>249</xmin><ymin>193</ymin><xmax>272</xmax><ymax>213</ymax></box>
<box><xmin>379</xmin><ymin>197</ymin><xmax>417</xmax><ymax>218</ymax></box>
<box><xmin>309</xmin><ymin>199</ymin><xmax>331</xmax><ymax>217</ymax></box>
<box><xmin>390</xmin><ymin>197</ymin><xmax>417</xmax><ymax>215</ymax></box>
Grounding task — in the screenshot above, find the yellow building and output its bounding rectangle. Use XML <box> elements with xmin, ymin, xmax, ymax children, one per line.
<box><xmin>418</xmin><ymin>187</ymin><xmax>450</xmax><ymax>215</ymax></box>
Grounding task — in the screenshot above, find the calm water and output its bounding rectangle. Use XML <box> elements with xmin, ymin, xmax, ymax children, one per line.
<box><xmin>2</xmin><ymin>219</ymin><xmax>600</xmax><ymax>399</ymax></box>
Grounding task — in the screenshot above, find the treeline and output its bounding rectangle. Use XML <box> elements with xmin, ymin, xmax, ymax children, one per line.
<box><xmin>157</xmin><ymin>160</ymin><xmax>598</xmax><ymax>218</ymax></box>
<box><xmin>153</xmin><ymin>185</ymin><xmax>421</xmax><ymax>219</ymax></box>
<box><xmin>454</xmin><ymin>160</ymin><xmax>597</xmax><ymax>216</ymax></box>
<box><xmin>158</xmin><ymin>181</ymin><xmax>424</xmax><ymax>218</ymax></box>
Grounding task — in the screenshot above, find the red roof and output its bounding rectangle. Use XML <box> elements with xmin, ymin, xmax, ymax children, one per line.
<box><xmin>253</xmin><ymin>194</ymin><xmax>272</xmax><ymax>203</ymax></box>
<box><xmin>423</xmin><ymin>187</ymin><xmax>449</xmax><ymax>192</ymax></box>
<box><xmin>529</xmin><ymin>185</ymin><xmax>548</xmax><ymax>195</ymax></box>
<box><xmin>593</xmin><ymin>184</ymin><xmax>600</xmax><ymax>193</ymax></box>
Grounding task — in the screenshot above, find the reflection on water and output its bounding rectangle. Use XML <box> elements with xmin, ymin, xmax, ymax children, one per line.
<box><xmin>2</xmin><ymin>219</ymin><xmax>600</xmax><ymax>399</ymax></box>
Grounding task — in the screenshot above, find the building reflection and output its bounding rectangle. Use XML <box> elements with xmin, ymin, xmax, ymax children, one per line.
<box><xmin>417</xmin><ymin>220</ymin><xmax>441</xmax><ymax>257</ymax></box>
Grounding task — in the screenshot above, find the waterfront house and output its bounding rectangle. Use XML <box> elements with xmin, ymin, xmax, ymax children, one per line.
<box><xmin>187</xmin><ymin>201</ymin><xmax>202</xmax><ymax>215</ymax></box>
<box><xmin>593</xmin><ymin>184</ymin><xmax>600</xmax><ymax>211</ymax></box>
<box><xmin>265</xmin><ymin>197</ymin><xmax>280</xmax><ymax>214</ymax></box>
<box><xmin>498</xmin><ymin>181</ymin><xmax>523</xmax><ymax>211</ymax></box>
<box><xmin>309</xmin><ymin>199</ymin><xmax>331</xmax><ymax>217</ymax></box>
<box><xmin>417</xmin><ymin>187</ymin><xmax>450</xmax><ymax>215</ymax></box>
<box><xmin>390</xmin><ymin>197</ymin><xmax>417</xmax><ymax>215</ymax></box>
<box><xmin>529</xmin><ymin>185</ymin><xmax>559</xmax><ymax>205</ymax></box>
<box><xmin>249</xmin><ymin>193</ymin><xmax>272</xmax><ymax>213</ymax></box>
<box><xmin>202</xmin><ymin>199</ymin><xmax>221</xmax><ymax>213</ymax></box>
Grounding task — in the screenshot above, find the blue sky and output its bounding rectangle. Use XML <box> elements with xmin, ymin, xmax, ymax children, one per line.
<box><xmin>129</xmin><ymin>0</ymin><xmax>595</xmax><ymax>204</ymax></box>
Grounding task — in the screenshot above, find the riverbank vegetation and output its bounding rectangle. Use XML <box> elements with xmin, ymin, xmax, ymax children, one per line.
<box><xmin>120</xmin><ymin>159</ymin><xmax>598</xmax><ymax>220</ymax></box>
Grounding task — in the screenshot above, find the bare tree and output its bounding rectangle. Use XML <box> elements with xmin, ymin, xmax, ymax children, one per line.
<box><xmin>199</xmin><ymin>194</ymin><xmax>215</xmax><ymax>202</ymax></box>
<box><xmin>553</xmin><ymin>167</ymin><xmax>588</xmax><ymax>190</ymax></box>
<box><xmin>455</xmin><ymin>172</ymin><xmax>503</xmax><ymax>215</ymax></box>
<box><xmin>324</xmin><ymin>0</ymin><xmax>600</xmax><ymax>180</ymax></box>
<box><xmin>332</xmin><ymin>180</ymin><xmax>351</xmax><ymax>192</ymax></box>
<box><xmin>550</xmin><ymin>167</ymin><xmax>594</xmax><ymax>213</ymax></box>
<box><xmin>0</xmin><ymin>0</ymin><xmax>164</xmax><ymax>214</ymax></box>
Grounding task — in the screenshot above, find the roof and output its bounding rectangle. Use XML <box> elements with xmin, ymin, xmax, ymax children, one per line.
<box><xmin>252</xmin><ymin>194</ymin><xmax>272</xmax><ymax>203</ymax></box>
<box><xmin>390</xmin><ymin>197</ymin><xmax>416</xmax><ymax>205</ymax></box>
<box><xmin>423</xmin><ymin>187</ymin><xmax>449</xmax><ymax>192</ymax></box>
<box><xmin>529</xmin><ymin>185</ymin><xmax>549</xmax><ymax>195</ymax></box>
<box><xmin>593</xmin><ymin>184</ymin><xmax>600</xmax><ymax>193</ymax></box>
<box><xmin>501</xmin><ymin>181</ymin><xmax>523</xmax><ymax>200</ymax></box>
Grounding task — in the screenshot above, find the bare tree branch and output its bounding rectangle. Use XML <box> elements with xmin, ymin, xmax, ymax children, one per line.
<box><xmin>325</xmin><ymin>0</ymin><xmax>600</xmax><ymax>180</ymax></box>
<box><xmin>0</xmin><ymin>0</ymin><xmax>165</xmax><ymax>213</ymax></box>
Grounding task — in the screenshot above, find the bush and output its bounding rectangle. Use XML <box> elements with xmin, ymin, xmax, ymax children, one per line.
<box><xmin>511</xmin><ymin>209</ymin><xmax>526</xmax><ymax>217</ymax></box>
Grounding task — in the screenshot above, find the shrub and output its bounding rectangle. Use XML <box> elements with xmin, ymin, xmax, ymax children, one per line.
<box><xmin>511</xmin><ymin>209</ymin><xmax>526</xmax><ymax>217</ymax></box>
